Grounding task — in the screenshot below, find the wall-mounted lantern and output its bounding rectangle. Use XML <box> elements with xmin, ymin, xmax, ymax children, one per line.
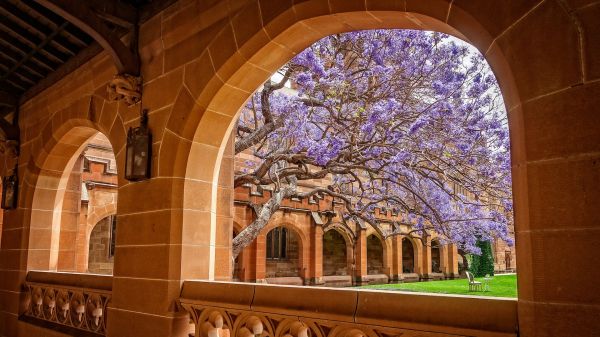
<box><xmin>125</xmin><ymin>109</ymin><xmax>151</xmax><ymax>181</ymax></box>
<box><xmin>1</xmin><ymin>171</ymin><xmax>18</xmax><ymax>210</ymax></box>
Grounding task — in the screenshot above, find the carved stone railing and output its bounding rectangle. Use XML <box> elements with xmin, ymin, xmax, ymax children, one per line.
<box><xmin>179</xmin><ymin>281</ymin><xmax>517</xmax><ymax>337</ymax></box>
<box><xmin>21</xmin><ymin>271</ymin><xmax>112</xmax><ymax>336</ymax></box>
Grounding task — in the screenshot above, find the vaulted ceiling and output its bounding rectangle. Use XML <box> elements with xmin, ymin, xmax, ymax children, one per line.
<box><xmin>0</xmin><ymin>0</ymin><xmax>175</xmax><ymax>140</ymax></box>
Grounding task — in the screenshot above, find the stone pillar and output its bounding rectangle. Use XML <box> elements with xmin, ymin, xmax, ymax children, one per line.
<box><xmin>107</xmin><ymin>176</ymin><xmax>189</xmax><ymax>337</ymax></box>
<box><xmin>390</xmin><ymin>236</ymin><xmax>403</xmax><ymax>282</ymax></box>
<box><xmin>57</xmin><ymin>157</ymin><xmax>83</xmax><ymax>272</ymax></box>
<box><xmin>0</xmin><ymin>203</ymin><xmax>25</xmax><ymax>337</ymax></box>
<box><xmin>309</xmin><ymin>224</ymin><xmax>324</xmax><ymax>285</ymax></box>
<box><xmin>75</xmin><ymin>201</ymin><xmax>89</xmax><ymax>272</ymax></box>
<box><xmin>445</xmin><ymin>244</ymin><xmax>459</xmax><ymax>279</ymax></box>
<box><xmin>353</xmin><ymin>227</ymin><xmax>368</xmax><ymax>285</ymax></box>
<box><xmin>383</xmin><ymin>238</ymin><xmax>393</xmax><ymax>280</ymax></box>
<box><xmin>420</xmin><ymin>236</ymin><xmax>432</xmax><ymax>281</ymax></box>
<box><xmin>254</xmin><ymin>233</ymin><xmax>266</xmax><ymax>282</ymax></box>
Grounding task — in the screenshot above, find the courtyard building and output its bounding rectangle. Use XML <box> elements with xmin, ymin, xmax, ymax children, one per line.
<box><xmin>0</xmin><ymin>1</ymin><xmax>598</xmax><ymax>337</ymax></box>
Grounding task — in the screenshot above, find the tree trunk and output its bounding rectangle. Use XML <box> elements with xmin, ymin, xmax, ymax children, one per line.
<box><xmin>458</xmin><ymin>248</ymin><xmax>469</xmax><ymax>275</ymax></box>
<box><xmin>231</xmin><ymin>185</ymin><xmax>295</xmax><ymax>258</ymax></box>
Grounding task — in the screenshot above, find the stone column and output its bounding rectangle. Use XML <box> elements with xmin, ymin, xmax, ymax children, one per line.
<box><xmin>254</xmin><ymin>233</ymin><xmax>267</xmax><ymax>282</ymax></box>
<box><xmin>309</xmin><ymin>224</ymin><xmax>324</xmax><ymax>285</ymax></box>
<box><xmin>420</xmin><ymin>236</ymin><xmax>432</xmax><ymax>281</ymax></box>
<box><xmin>57</xmin><ymin>157</ymin><xmax>83</xmax><ymax>272</ymax></box>
<box><xmin>353</xmin><ymin>227</ymin><xmax>368</xmax><ymax>285</ymax></box>
<box><xmin>75</xmin><ymin>201</ymin><xmax>89</xmax><ymax>272</ymax></box>
<box><xmin>445</xmin><ymin>244</ymin><xmax>459</xmax><ymax>279</ymax></box>
<box><xmin>390</xmin><ymin>236</ymin><xmax>403</xmax><ymax>282</ymax></box>
<box><xmin>107</xmin><ymin>176</ymin><xmax>189</xmax><ymax>337</ymax></box>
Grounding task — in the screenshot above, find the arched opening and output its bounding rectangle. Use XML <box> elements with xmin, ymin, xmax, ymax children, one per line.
<box><xmin>27</xmin><ymin>127</ymin><xmax>118</xmax><ymax>272</ymax></box>
<box><xmin>402</xmin><ymin>238</ymin><xmax>416</xmax><ymax>274</ymax></box>
<box><xmin>179</xmin><ymin>6</ymin><xmax>519</xmax><ymax>296</ymax></box>
<box><xmin>265</xmin><ymin>226</ymin><xmax>301</xmax><ymax>280</ymax></box>
<box><xmin>323</xmin><ymin>229</ymin><xmax>349</xmax><ymax>276</ymax></box>
<box><xmin>367</xmin><ymin>235</ymin><xmax>384</xmax><ymax>275</ymax></box>
<box><xmin>88</xmin><ymin>215</ymin><xmax>116</xmax><ymax>274</ymax></box>
<box><xmin>431</xmin><ymin>240</ymin><xmax>442</xmax><ymax>274</ymax></box>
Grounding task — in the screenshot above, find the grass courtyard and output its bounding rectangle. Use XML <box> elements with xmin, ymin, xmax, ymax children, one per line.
<box><xmin>360</xmin><ymin>274</ymin><xmax>517</xmax><ymax>298</ymax></box>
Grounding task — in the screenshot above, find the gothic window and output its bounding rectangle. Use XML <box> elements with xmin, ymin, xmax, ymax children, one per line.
<box><xmin>266</xmin><ymin>227</ymin><xmax>288</xmax><ymax>259</ymax></box>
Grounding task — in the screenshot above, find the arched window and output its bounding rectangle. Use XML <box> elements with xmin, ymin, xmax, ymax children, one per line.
<box><xmin>266</xmin><ymin>227</ymin><xmax>288</xmax><ymax>259</ymax></box>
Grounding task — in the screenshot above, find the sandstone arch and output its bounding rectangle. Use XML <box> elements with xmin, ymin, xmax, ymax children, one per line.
<box><xmin>172</xmin><ymin>2</ymin><xmax>529</xmax><ymax>285</ymax></box>
<box><xmin>24</xmin><ymin>98</ymin><xmax>125</xmax><ymax>271</ymax></box>
<box><xmin>322</xmin><ymin>228</ymin><xmax>351</xmax><ymax>277</ymax></box>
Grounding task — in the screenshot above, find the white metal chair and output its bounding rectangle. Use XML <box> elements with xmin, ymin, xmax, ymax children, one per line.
<box><xmin>466</xmin><ymin>271</ymin><xmax>482</xmax><ymax>292</ymax></box>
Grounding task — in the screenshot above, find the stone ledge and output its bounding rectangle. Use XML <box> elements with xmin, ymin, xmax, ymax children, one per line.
<box><xmin>26</xmin><ymin>271</ymin><xmax>113</xmax><ymax>291</ymax></box>
<box><xmin>179</xmin><ymin>280</ymin><xmax>254</xmax><ymax>309</ymax></box>
<box><xmin>179</xmin><ymin>280</ymin><xmax>518</xmax><ymax>336</ymax></box>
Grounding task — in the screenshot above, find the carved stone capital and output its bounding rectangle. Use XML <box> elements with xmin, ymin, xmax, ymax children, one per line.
<box><xmin>107</xmin><ymin>74</ymin><xmax>142</xmax><ymax>106</ymax></box>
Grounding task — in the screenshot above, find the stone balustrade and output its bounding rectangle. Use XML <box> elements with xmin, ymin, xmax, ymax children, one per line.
<box><xmin>21</xmin><ymin>271</ymin><xmax>112</xmax><ymax>336</ymax></box>
<box><xmin>179</xmin><ymin>281</ymin><xmax>518</xmax><ymax>337</ymax></box>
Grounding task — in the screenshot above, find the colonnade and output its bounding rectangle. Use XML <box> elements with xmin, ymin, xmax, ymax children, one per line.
<box><xmin>233</xmin><ymin>222</ymin><xmax>459</xmax><ymax>286</ymax></box>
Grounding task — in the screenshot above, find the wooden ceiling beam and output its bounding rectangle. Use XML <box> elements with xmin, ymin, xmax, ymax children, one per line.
<box><xmin>0</xmin><ymin>32</ymin><xmax>61</xmax><ymax>69</ymax></box>
<box><xmin>33</xmin><ymin>0</ymin><xmax>139</xmax><ymax>75</ymax></box>
<box><xmin>0</xmin><ymin>47</ymin><xmax>52</xmax><ymax>77</ymax></box>
<box><xmin>20</xmin><ymin>0</ymin><xmax>92</xmax><ymax>47</ymax></box>
<box><xmin>0</xmin><ymin>2</ymin><xmax>81</xmax><ymax>55</ymax></box>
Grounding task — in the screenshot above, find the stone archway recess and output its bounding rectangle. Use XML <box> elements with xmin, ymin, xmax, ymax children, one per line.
<box><xmin>322</xmin><ymin>228</ymin><xmax>352</xmax><ymax>277</ymax></box>
<box><xmin>175</xmin><ymin>3</ymin><xmax>522</xmax><ymax>283</ymax></box>
<box><xmin>261</xmin><ymin>220</ymin><xmax>309</xmax><ymax>280</ymax></box>
<box><xmin>165</xmin><ymin>2</ymin><xmax>597</xmax><ymax>336</ymax></box>
<box><xmin>23</xmin><ymin>96</ymin><xmax>126</xmax><ymax>272</ymax></box>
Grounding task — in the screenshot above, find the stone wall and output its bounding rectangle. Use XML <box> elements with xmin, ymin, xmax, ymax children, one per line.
<box><xmin>88</xmin><ymin>216</ymin><xmax>114</xmax><ymax>275</ymax></box>
<box><xmin>367</xmin><ymin>235</ymin><xmax>384</xmax><ymax>275</ymax></box>
<box><xmin>402</xmin><ymin>239</ymin><xmax>415</xmax><ymax>273</ymax></box>
<box><xmin>323</xmin><ymin>230</ymin><xmax>348</xmax><ymax>276</ymax></box>
<box><xmin>265</xmin><ymin>229</ymin><xmax>300</xmax><ymax>278</ymax></box>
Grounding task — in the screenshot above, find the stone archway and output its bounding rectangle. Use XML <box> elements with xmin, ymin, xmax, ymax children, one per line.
<box><xmin>367</xmin><ymin>234</ymin><xmax>384</xmax><ymax>275</ymax></box>
<box><xmin>402</xmin><ymin>238</ymin><xmax>416</xmax><ymax>274</ymax></box>
<box><xmin>24</xmin><ymin>108</ymin><xmax>123</xmax><ymax>272</ymax></box>
<box><xmin>138</xmin><ymin>1</ymin><xmax>595</xmax><ymax>335</ymax></box>
<box><xmin>323</xmin><ymin>229</ymin><xmax>350</xmax><ymax>277</ymax></box>
<box><xmin>175</xmin><ymin>3</ymin><xmax>524</xmax><ymax>286</ymax></box>
<box><xmin>431</xmin><ymin>239</ymin><xmax>442</xmax><ymax>274</ymax></box>
<box><xmin>264</xmin><ymin>225</ymin><xmax>302</xmax><ymax>283</ymax></box>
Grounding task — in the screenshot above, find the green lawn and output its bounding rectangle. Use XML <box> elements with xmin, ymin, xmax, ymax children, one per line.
<box><xmin>360</xmin><ymin>274</ymin><xmax>517</xmax><ymax>298</ymax></box>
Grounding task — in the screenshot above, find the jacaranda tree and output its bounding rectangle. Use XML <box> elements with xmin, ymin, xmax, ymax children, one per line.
<box><xmin>232</xmin><ymin>30</ymin><xmax>513</xmax><ymax>258</ymax></box>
